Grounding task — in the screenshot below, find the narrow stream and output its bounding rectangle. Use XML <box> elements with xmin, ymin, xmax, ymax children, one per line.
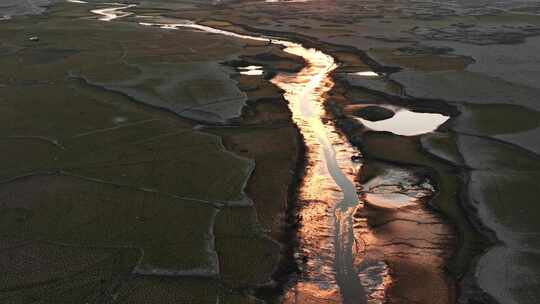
<box><xmin>86</xmin><ymin>5</ymin><xmax>387</xmax><ymax>303</ymax></box>
<box><xmin>268</xmin><ymin>42</ymin><xmax>369</xmax><ymax>304</ymax></box>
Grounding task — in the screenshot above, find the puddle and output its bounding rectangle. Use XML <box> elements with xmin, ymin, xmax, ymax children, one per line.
<box><xmin>353</xmin><ymin>71</ymin><xmax>380</xmax><ymax>77</ymax></box>
<box><xmin>362</xmin><ymin>166</ymin><xmax>434</xmax><ymax>209</ymax></box>
<box><xmin>357</xmin><ymin>108</ymin><xmax>449</xmax><ymax>136</ymax></box>
<box><xmin>238</xmin><ymin>65</ymin><xmax>264</xmax><ymax>76</ymax></box>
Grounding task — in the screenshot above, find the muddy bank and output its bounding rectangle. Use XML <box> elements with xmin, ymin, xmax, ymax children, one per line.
<box><xmin>207</xmin><ymin>64</ymin><xmax>309</xmax><ymax>297</ymax></box>
<box><xmin>323</xmin><ymin>74</ymin><xmax>466</xmax><ymax>304</ymax></box>
<box><xmin>326</xmin><ymin>82</ymin><xmax>491</xmax><ymax>304</ymax></box>
<box><xmin>355</xmin><ymin>160</ymin><xmax>456</xmax><ymax>304</ymax></box>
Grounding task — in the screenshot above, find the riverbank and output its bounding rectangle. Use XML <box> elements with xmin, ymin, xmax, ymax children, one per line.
<box><xmin>326</xmin><ymin>74</ymin><xmax>490</xmax><ymax>304</ymax></box>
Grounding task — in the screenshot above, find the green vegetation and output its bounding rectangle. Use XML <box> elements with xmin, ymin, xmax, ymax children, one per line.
<box><xmin>0</xmin><ymin>3</ymin><xmax>300</xmax><ymax>302</ymax></box>
<box><xmin>0</xmin><ymin>175</ymin><xmax>219</xmax><ymax>271</ymax></box>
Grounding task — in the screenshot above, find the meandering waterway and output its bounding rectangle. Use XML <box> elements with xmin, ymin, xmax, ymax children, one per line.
<box><xmin>84</xmin><ymin>4</ymin><xmax>450</xmax><ymax>303</ymax></box>
<box><xmin>136</xmin><ymin>18</ymin><xmax>380</xmax><ymax>304</ymax></box>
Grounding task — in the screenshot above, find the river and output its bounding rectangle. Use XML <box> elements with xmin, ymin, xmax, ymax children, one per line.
<box><xmin>85</xmin><ymin>4</ymin><xmax>408</xmax><ymax>303</ymax></box>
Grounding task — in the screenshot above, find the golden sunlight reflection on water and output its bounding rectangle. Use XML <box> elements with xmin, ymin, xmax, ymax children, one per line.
<box><xmin>272</xmin><ymin>43</ymin><xmax>391</xmax><ymax>304</ymax></box>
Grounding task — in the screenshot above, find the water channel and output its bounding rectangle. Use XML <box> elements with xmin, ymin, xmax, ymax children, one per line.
<box><xmin>82</xmin><ymin>4</ymin><xmax>445</xmax><ymax>303</ymax></box>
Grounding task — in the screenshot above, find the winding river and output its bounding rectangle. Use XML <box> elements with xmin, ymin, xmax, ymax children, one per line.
<box><xmin>87</xmin><ymin>4</ymin><xmax>391</xmax><ymax>303</ymax></box>
<box><xmin>268</xmin><ymin>39</ymin><xmax>374</xmax><ymax>304</ymax></box>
